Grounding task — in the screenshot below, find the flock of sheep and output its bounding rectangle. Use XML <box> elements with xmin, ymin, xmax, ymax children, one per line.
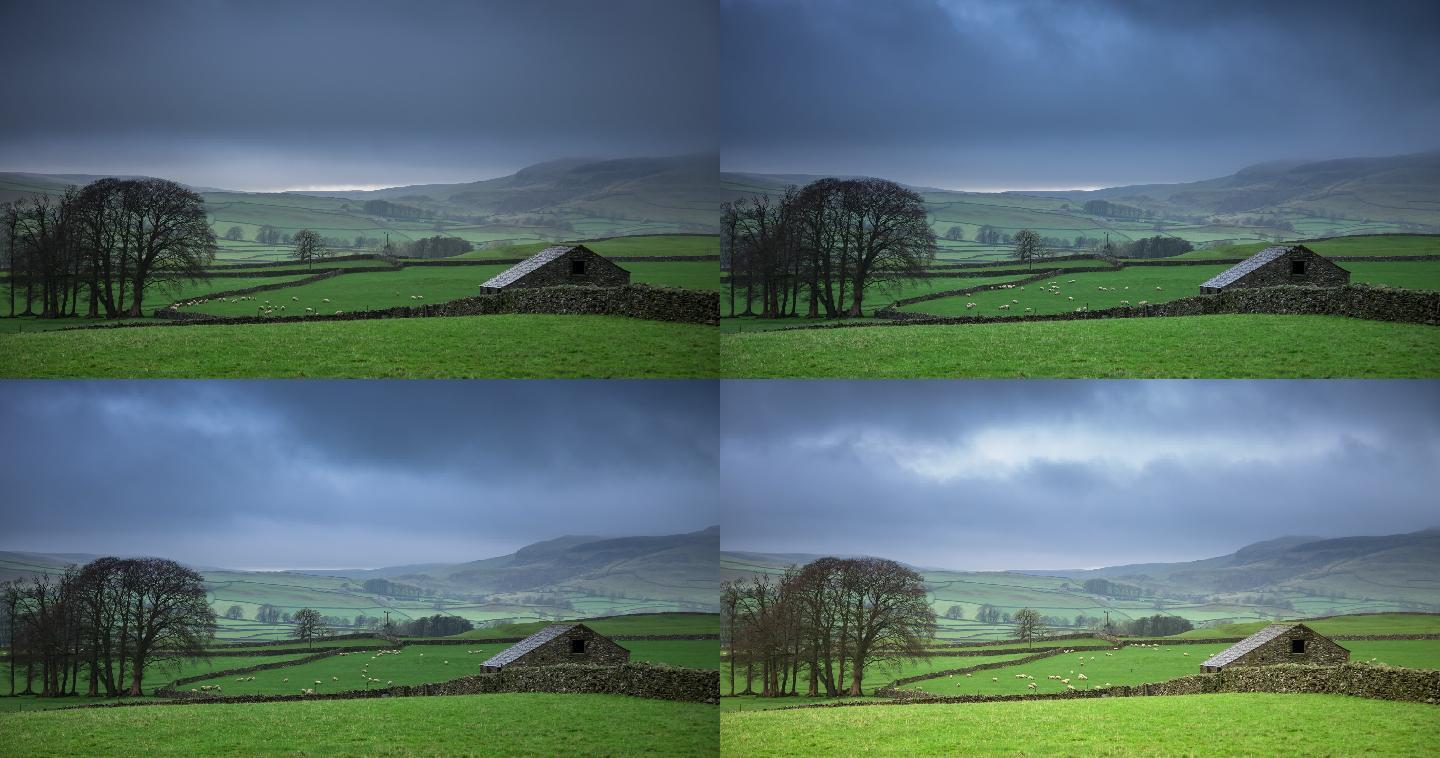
<box><xmin>956</xmin><ymin>277</ymin><xmax>1166</xmax><ymax>315</ymax></box>
<box><xmin>938</xmin><ymin>644</ymin><xmax>1226</xmax><ymax>694</ymax></box>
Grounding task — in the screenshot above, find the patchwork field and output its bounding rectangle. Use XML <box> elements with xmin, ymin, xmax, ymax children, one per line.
<box><xmin>895</xmin><ymin>258</ymin><xmax>1439</xmax><ymax>318</ymax></box>
<box><xmin>720</xmin><ymin>693</ymin><xmax>1440</xmax><ymax>756</ymax></box>
<box><xmin>0</xmin><ymin>314</ymin><xmax>718</xmax><ymax>379</ymax></box>
<box><xmin>896</xmin><ymin>640</ymin><xmax>1440</xmax><ymax>697</ymax></box>
<box><xmin>456</xmin><ymin>613</ymin><xmax>721</xmax><ymax>640</ymax></box>
<box><xmin>3</xmin><ymin>693</ymin><xmax>719</xmax><ymax>755</ymax></box>
<box><xmin>721</xmin><ymin>314</ymin><xmax>1440</xmax><ymax>379</ymax></box>
<box><xmin>183</xmin><ymin>639</ymin><xmax>717</xmax><ymax>697</ymax></box>
<box><xmin>1172</xmin><ymin>614</ymin><xmax>1440</xmax><ymax>639</ymax></box>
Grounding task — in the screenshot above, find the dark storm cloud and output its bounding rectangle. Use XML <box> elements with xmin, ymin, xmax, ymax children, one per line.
<box><xmin>722</xmin><ymin>0</ymin><xmax>1440</xmax><ymax>188</ymax></box>
<box><xmin>0</xmin><ymin>381</ymin><xmax>718</xmax><ymax>570</ymax></box>
<box><xmin>721</xmin><ymin>381</ymin><xmax>1440</xmax><ymax>570</ymax></box>
<box><xmin>0</xmin><ymin>0</ymin><xmax>716</xmax><ymax>189</ymax></box>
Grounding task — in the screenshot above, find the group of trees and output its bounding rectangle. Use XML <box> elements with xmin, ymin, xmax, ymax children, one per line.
<box><xmin>1082</xmin><ymin>199</ymin><xmax>1153</xmax><ymax>220</ymax></box>
<box><xmin>394</xmin><ymin>614</ymin><xmax>473</xmax><ymax>637</ymax></box>
<box><xmin>722</xmin><ymin>557</ymin><xmax>935</xmax><ymax>698</ymax></box>
<box><xmin>1118</xmin><ymin>614</ymin><xmax>1194</xmax><ymax>637</ymax></box>
<box><xmin>723</xmin><ymin>178</ymin><xmax>937</xmax><ymax>319</ymax></box>
<box><xmin>2</xmin><ymin>178</ymin><xmax>217</xmax><ymax>319</ymax></box>
<box><xmin>1116</xmin><ymin>235</ymin><xmax>1195</xmax><ymax>259</ymax></box>
<box><xmin>1082</xmin><ymin>578</ymin><xmax>1149</xmax><ymax>600</ymax></box>
<box><xmin>2</xmin><ymin>558</ymin><xmax>215</xmax><ymax>698</ymax></box>
<box><xmin>401</xmin><ymin>235</ymin><xmax>474</xmax><ymax>259</ymax></box>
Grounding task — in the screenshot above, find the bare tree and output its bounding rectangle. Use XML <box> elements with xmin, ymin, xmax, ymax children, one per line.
<box><xmin>292</xmin><ymin>608</ymin><xmax>326</xmax><ymax>649</ymax></box>
<box><xmin>291</xmin><ymin>229</ymin><xmax>326</xmax><ymax>270</ymax></box>
<box><xmin>1012</xmin><ymin>229</ymin><xmax>1044</xmax><ymax>270</ymax></box>
<box><xmin>119</xmin><ymin>558</ymin><xmax>215</xmax><ymax>695</ymax></box>
<box><xmin>1014</xmin><ymin>607</ymin><xmax>1044</xmax><ymax>648</ymax></box>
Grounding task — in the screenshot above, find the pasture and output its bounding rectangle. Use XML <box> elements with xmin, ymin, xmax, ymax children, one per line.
<box><xmin>2</xmin><ymin>693</ymin><xmax>718</xmax><ymax>755</ymax></box>
<box><xmin>720</xmin><ymin>693</ymin><xmax>1440</xmax><ymax>756</ymax></box>
<box><xmin>456</xmin><ymin>613</ymin><xmax>721</xmax><ymax>640</ymax></box>
<box><xmin>896</xmin><ymin>258</ymin><xmax>1440</xmax><ymax>318</ymax></box>
<box><xmin>1174</xmin><ymin>613</ymin><xmax>1440</xmax><ymax>639</ymax></box>
<box><xmin>1177</xmin><ymin>234</ymin><xmax>1440</xmax><ymax>260</ymax></box>
<box><xmin>721</xmin><ymin>314</ymin><xmax>1440</xmax><ymax>379</ymax></box>
<box><xmin>0</xmin><ymin>314</ymin><xmax>718</xmax><ymax>379</ymax></box>
<box><xmin>898</xmin><ymin>640</ymin><xmax>1440</xmax><ymax>697</ymax></box>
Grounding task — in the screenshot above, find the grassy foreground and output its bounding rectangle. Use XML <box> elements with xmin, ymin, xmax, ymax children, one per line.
<box><xmin>4</xmin><ymin>692</ymin><xmax>717</xmax><ymax>756</ymax></box>
<box><xmin>0</xmin><ymin>314</ymin><xmax>717</xmax><ymax>378</ymax></box>
<box><xmin>720</xmin><ymin>693</ymin><xmax>1440</xmax><ymax>756</ymax></box>
<box><xmin>722</xmin><ymin>315</ymin><xmax>1440</xmax><ymax>378</ymax></box>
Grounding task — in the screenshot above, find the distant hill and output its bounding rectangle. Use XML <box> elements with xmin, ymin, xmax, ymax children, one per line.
<box><xmin>1049</xmin><ymin>151</ymin><xmax>1440</xmax><ymax>224</ymax></box>
<box><xmin>0</xmin><ymin>152</ymin><xmax>719</xmax><ymax>262</ymax></box>
<box><xmin>1042</xmin><ymin>528</ymin><xmax>1440</xmax><ymax>605</ymax></box>
<box><xmin>1</xmin><ymin>526</ymin><xmax>720</xmax><ymax>641</ymax></box>
<box><xmin>723</xmin><ymin>528</ymin><xmax>1440</xmax><ymax>640</ymax></box>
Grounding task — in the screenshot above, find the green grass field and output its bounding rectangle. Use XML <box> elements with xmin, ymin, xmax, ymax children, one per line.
<box><xmin>896</xmin><ymin>259</ymin><xmax>1439</xmax><ymax>317</ymax></box>
<box><xmin>0</xmin><ymin>314</ymin><xmax>717</xmax><ymax>378</ymax></box>
<box><xmin>455</xmin><ymin>613</ymin><xmax>720</xmax><ymax>640</ymax></box>
<box><xmin>1179</xmin><ymin>234</ymin><xmax>1440</xmax><ymax>260</ymax></box>
<box><xmin>3</xmin><ymin>693</ymin><xmax>718</xmax><ymax>755</ymax></box>
<box><xmin>896</xmin><ymin>640</ymin><xmax>1440</xmax><ymax>697</ymax></box>
<box><xmin>720</xmin><ymin>693</ymin><xmax>1440</xmax><ymax>756</ymax></box>
<box><xmin>721</xmin><ymin>314</ymin><xmax>1440</xmax><ymax>378</ymax></box>
<box><xmin>1172</xmin><ymin>614</ymin><xmax>1440</xmax><ymax>639</ymax></box>
<box><xmin>456</xmin><ymin>234</ymin><xmax>719</xmax><ymax>260</ymax></box>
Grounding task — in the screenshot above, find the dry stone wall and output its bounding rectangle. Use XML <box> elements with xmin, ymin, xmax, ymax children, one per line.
<box><xmin>142</xmin><ymin>284</ymin><xmax>718</xmax><ymax>326</ymax></box>
<box><xmin>871</xmin><ymin>284</ymin><xmax>1440</xmax><ymax>326</ymax></box>
<box><xmin>869</xmin><ymin>664</ymin><xmax>1440</xmax><ymax>707</ymax></box>
<box><xmin>148</xmin><ymin>663</ymin><xmax>718</xmax><ymax>705</ymax></box>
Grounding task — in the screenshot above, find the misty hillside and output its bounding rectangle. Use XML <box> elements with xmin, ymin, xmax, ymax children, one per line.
<box><xmin>2</xmin><ymin>526</ymin><xmax>720</xmax><ymax>613</ymax></box>
<box><xmin>1048</xmin><ymin>528</ymin><xmax>1440</xmax><ymax>604</ymax></box>
<box><xmin>1056</xmin><ymin>150</ymin><xmax>1440</xmax><ymax>224</ymax></box>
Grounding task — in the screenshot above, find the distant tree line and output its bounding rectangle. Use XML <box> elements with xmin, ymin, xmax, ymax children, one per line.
<box><xmin>723</xmin><ymin>178</ymin><xmax>937</xmax><ymax>319</ymax></box>
<box><xmin>1</xmin><ymin>178</ymin><xmax>216</xmax><ymax>319</ymax></box>
<box><xmin>722</xmin><ymin>557</ymin><xmax>935</xmax><ymax>698</ymax></box>
<box><xmin>1118</xmin><ymin>614</ymin><xmax>1194</xmax><ymax>637</ymax></box>
<box><xmin>394</xmin><ymin>614</ymin><xmax>474</xmax><ymax>637</ymax></box>
<box><xmin>1083</xmin><ymin>199</ymin><xmax>1153</xmax><ymax>220</ymax></box>
<box><xmin>1083</xmin><ymin>578</ymin><xmax>1149</xmax><ymax>600</ymax></box>
<box><xmin>362</xmin><ymin>579</ymin><xmax>430</xmax><ymax>599</ymax></box>
<box><xmin>363</xmin><ymin>199</ymin><xmax>428</xmax><ymax>220</ymax></box>
<box><xmin>1115</xmin><ymin>235</ymin><xmax>1195</xmax><ymax>259</ymax></box>
<box><xmin>2</xmin><ymin>558</ymin><xmax>215</xmax><ymax>698</ymax></box>
<box><xmin>401</xmin><ymin>235</ymin><xmax>474</xmax><ymax>259</ymax></box>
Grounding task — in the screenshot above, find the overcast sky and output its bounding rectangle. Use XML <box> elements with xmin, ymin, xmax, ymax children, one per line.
<box><xmin>0</xmin><ymin>381</ymin><xmax>718</xmax><ymax>571</ymax></box>
<box><xmin>722</xmin><ymin>381</ymin><xmax>1440</xmax><ymax>571</ymax></box>
<box><xmin>722</xmin><ymin>0</ymin><xmax>1440</xmax><ymax>190</ymax></box>
<box><xmin>0</xmin><ymin>0</ymin><xmax>716</xmax><ymax>191</ymax></box>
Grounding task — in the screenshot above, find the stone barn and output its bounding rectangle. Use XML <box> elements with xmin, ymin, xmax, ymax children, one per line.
<box><xmin>480</xmin><ymin>623</ymin><xmax>630</xmax><ymax>672</ymax></box>
<box><xmin>1199</xmin><ymin>244</ymin><xmax>1349</xmax><ymax>294</ymax></box>
<box><xmin>1199</xmin><ymin>623</ymin><xmax>1349</xmax><ymax>673</ymax></box>
<box><xmin>479</xmin><ymin>244</ymin><xmax>630</xmax><ymax>293</ymax></box>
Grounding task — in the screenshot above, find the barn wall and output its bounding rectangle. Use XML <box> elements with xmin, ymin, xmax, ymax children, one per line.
<box><xmin>509</xmin><ymin>627</ymin><xmax>630</xmax><ymax>668</ymax></box>
<box><xmin>1228</xmin><ymin>628</ymin><xmax>1350</xmax><ymax>669</ymax></box>
<box><xmin>505</xmin><ymin>248</ymin><xmax>631</xmax><ymax>290</ymax></box>
<box><xmin>1224</xmin><ymin>249</ymin><xmax>1351</xmax><ymax>291</ymax></box>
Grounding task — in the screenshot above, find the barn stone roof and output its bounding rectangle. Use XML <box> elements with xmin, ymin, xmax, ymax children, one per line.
<box><xmin>482</xmin><ymin>623</ymin><xmax>579</xmax><ymax>668</ymax></box>
<box><xmin>1200</xmin><ymin>245</ymin><xmax>1305</xmax><ymax>289</ymax></box>
<box><xmin>1201</xmin><ymin>623</ymin><xmax>1298</xmax><ymax>668</ymax></box>
<box><xmin>481</xmin><ymin>245</ymin><xmax>587</xmax><ymax>289</ymax></box>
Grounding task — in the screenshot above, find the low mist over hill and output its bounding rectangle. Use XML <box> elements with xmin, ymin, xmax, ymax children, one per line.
<box><xmin>2</xmin><ymin>527</ymin><xmax>719</xmax><ymax>641</ymax></box>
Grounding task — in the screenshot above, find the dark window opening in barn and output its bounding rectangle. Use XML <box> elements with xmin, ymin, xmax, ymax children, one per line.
<box><xmin>1291</xmin><ymin>259</ymin><xmax>1307</xmax><ymax>275</ymax></box>
<box><xmin>571</xmin><ymin>259</ymin><xmax>587</xmax><ymax>275</ymax></box>
<box><xmin>1291</xmin><ymin>639</ymin><xmax>1306</xmax><ymax>654</ymax></box>
<box><xmin>571</xmin><ymin>639</ymin><xmax>586</xmax><ymax>654</ymax></box>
